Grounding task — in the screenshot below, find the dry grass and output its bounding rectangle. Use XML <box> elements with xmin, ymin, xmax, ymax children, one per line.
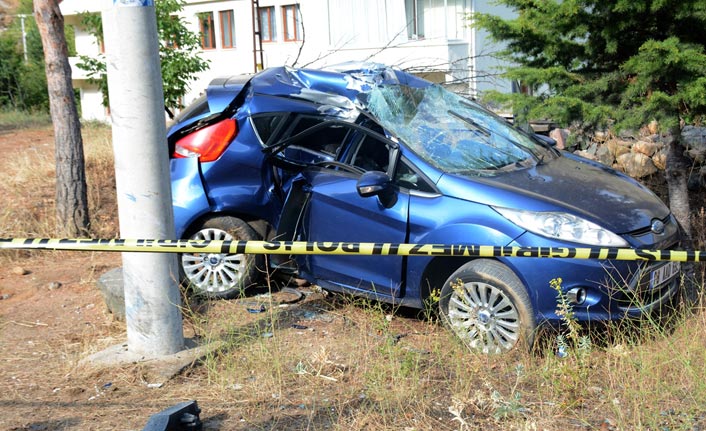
<box><xmin>0</xmin><ymin>118</ymin><xmax>118</xmax><ymax>241</ymax></box>
<box><xmin>178</xmin><ymin>285</ymin><xmax>706</xmax><ymax>430</ymax></box>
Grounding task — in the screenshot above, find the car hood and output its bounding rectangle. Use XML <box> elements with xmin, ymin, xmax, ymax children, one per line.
<box><xmin>438</xmin><ymin>152</ymin><xmax>670</xmax><ymax>234</ymax></box>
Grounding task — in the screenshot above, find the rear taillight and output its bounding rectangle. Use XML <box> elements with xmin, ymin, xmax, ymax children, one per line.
<box><xmin>172</xmin><ymin>118</ymin><xmax>237</xmax><ymax>162</ymax></box>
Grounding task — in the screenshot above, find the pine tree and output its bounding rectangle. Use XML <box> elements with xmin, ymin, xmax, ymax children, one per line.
<box><xmin>34</xmin><ymin>0</ymin><xmax>90</xmax><ymax>236</ymax></box>
<box><xmin>472</xmin><ymin>0</ymin><xmax>706</xmax><ymax>235</ymax></box>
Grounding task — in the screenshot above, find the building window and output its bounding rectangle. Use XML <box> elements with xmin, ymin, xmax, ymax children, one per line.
<box><xmin>258</xmin><ymin>6</ymin><xmax>276</xmax><ymax>42</ymax></box>
<box><xmin>198</xmin><ymin>12</ymin><xmax>216</xmax><ymax>49</ymax></box>
<box><xmin>282</xmin><ymin>4</ymin><xmax>302</xmax><ymax>42</ymax></box>
<box><xmin>219</xmin><ymin>10</ymin><xmax>235</xmax><ymax>48</ymax></box>
<box><xmin>405</xmin><ymin>0</ymin><xmax>424</xmax><ymax>39</ymax></box>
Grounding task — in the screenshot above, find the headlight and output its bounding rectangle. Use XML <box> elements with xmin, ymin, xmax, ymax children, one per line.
<box><xmin>494</xmin><ymin>207</ymin><xmax>629</xmax><ymax>247</ymax></box>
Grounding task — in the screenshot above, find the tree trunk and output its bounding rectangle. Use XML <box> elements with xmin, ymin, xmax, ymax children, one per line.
<box><xmin>665</xmin><ymin>129</ymin><xmax>692</xmax><ymax>239</ymax></box>
<box><xmin>34</xmin><ymin>0</ymin><xmax>90</xmax><ymax>236</ymax></box>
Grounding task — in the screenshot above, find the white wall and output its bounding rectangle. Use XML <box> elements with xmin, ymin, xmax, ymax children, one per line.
<box><xmin>77</xmin><ymin>86</ymin><xmax>106</xmax><ymax>122</ymax></box>
<box><xmin>73</xmin><ymin>26</ymin><xmax>101</xmax><ymax>58</ymax></box>
<box><xmin>469</xmin><ymin>0</ymin><xmax>514</xmax><ymax>96</ymax></box>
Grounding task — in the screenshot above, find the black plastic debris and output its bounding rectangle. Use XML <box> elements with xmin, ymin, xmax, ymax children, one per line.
<box><xmin>142</xmin><ymin>400</ymin><xmax>203</xmax><ymax>431</ymax></box>
<box><xmin>246</xmin><ymin>304</ymin><xmax>266</xmax><ymax>313</ymax></box>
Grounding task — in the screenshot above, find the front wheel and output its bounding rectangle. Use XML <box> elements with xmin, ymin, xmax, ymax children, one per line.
<box><xmin>180</xmin><ymin>216</ymin><xmax>263</xmax><ymax>299</ymax></box>
<box><xmin>439</xmin><ymin>260</ymin><xmax>536</xmax><ymax>354</ymax></box>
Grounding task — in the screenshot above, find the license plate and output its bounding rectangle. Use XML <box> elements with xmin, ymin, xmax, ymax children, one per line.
<box><xmin>650</xmin><ymin>261</ymin><xmax>681</xmax><ymax>289</ymax></box>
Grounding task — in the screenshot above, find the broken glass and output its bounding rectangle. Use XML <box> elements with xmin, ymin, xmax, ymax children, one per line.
<box><xmin>364</xmin><ymin>84</ymin><xmax>554</xmax><ymax>175</ymax></box>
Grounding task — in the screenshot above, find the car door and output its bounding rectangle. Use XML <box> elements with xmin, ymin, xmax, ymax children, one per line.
<box><xmin>276</xmin><ymin>122</ymin><xmax>410</xmax><ymax>298</ymax></box>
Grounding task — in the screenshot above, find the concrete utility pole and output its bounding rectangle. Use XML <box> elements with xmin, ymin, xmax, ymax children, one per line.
<box><xmin>102</xmin><ymin>0</ymin><xmax>184</xmax><ymax>357</ymax></box>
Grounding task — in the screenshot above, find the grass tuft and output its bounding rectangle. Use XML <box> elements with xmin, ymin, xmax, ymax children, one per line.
<box><xmin>0</xmin><ymin>109</ymin><xmax>51</xmax><ymax>130</ymax></box>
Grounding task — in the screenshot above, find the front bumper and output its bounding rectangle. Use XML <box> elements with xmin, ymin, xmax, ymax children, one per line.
<box><xmin>506</xmin><ymin>214</ymin><xmax>684</xmax><ymax>325</ymax></box>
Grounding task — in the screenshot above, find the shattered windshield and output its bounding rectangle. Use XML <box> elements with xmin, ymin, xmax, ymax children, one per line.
<box><xmin>364</xmin><ymin>84</ymin><xmax>553</xmax><ymax>175</ymax></box>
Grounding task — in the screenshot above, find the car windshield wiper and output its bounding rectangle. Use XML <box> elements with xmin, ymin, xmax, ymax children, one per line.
<box><xmin>452</xmin><ymin>103</ymin><xmax>552</xmax><ymax>164</ymax></box>
<box><xmin>448</xmin><ymin>110</ymin><xmax>491</xmax><ymax>137</ymax></box>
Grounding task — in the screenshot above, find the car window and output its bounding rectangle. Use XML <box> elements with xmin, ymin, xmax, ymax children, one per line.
<box><xmin>267</xmin><ymin>117</ymin><xmax>353</xmax><ymax>166</ymax></box>
<box><xmin>394</xmin><ymin>158</ymin><xmax>436</xmax><ymax>192</ymax></box>
<box><xmin>171</xmin><ymin>94</ymin><xmax>210</xmax><ymax>125</ymax></box>
<box><xmin>348</xmin><ymin>134</ymin><xmax>392</xmax><ymax>172</ymax></box>
<box><xmin>286</xmin><ymin>118</ymin><xmax>351</xmax><ymax>157</ymax></box>
<box><xmin>251</xmin><ymin>114</ymin><xmax>288</xmax><ymax>145</ymax></box>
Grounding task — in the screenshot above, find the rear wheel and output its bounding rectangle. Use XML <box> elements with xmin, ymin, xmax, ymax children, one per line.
<box><xmin>180</xmin><ymin>216</ymin><xmax>263</xmax><ymax>299</ymax></box>
<box><xmin>439</xmin><ymin>260</ymin><xmax>535</xmax><ymax>354</ymax></box>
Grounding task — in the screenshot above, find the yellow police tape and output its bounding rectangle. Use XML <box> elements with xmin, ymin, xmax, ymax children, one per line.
<box><xmin>0</xmin><ymin>238</ymin><xmax>702</xmax><ymax>262</ymax></box>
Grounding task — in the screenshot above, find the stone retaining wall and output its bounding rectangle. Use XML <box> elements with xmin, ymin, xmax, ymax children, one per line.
<box><xmin>549</xmin><ymin>125</ymin><xmax>706</xmax><ymax>182</ymax></box>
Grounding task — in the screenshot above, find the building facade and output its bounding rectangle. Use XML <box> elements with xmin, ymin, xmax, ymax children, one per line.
<box><xmin>60</xmin><ymin>0</ymin><xmax>512</xmax><ymax>122</ymax></box>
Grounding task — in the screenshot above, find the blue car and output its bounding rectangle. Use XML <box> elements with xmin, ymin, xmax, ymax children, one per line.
<box><xmin>167</xmin><ymin>63</ymin><xmax>683</xmax><ymax>354</ymax></box>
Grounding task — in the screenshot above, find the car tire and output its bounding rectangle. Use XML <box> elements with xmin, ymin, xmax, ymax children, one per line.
<box><xmin>180</xmin><ymin>216</ymin><xmax>263</xmax><ymax>299</ymax></box>
<box><xmin>439</xmin><ymin>259</ymin><xmax>536</xmax><ymax>354</ymax></box>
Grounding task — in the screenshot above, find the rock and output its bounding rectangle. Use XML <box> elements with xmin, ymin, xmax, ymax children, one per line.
<box><xmin>652</xmin><ymin>149</ymin><xmax>668</xmax><ymax>170</ymax></box>
<box><xmin>605</xmin><ymin>139</ymin><xmax>631</xmax><ymax>159</ymax></box>
<box><xmin>96</xmin><ymin>268</ymin><xmax>125</xmax><ymax>321</ymax></box>
<box><xmin>647</xmin><ymin>119</ymin><xmax>659</xmax><ymax>135</ymax></box>
<box><xmin>648</xmin><ymin>134</ymin><xmax>663</xmax><ymax>144</ymax></box>
<box><xmin>595</xmin><ymin>145</ymin><xmax>613</xmax><ymax>166</ymax></box>
<box><xmin>686</xmin><ymin>148</ymin><xmax>706</xmax><ymax>163</ymax></box>
<box><xmin>12</xmin><ymin>266</ymin><xmax>29</xmax><ymax>276</ymax></box>
<box><xmin>549</xmin><ymin>128</ymin><xmax>569</xmax><ymax>150</ymax></box>
<box><xmin>681</xmin><ymin>125</ymin><xmax>706</xmax><ymax>146</ymax></box>
<box><xmin>632</xmin><ymin>140</ymin><xmax>659</xmax><ymax>157</ymax></box>
<box><xmin>688</xmin><ymin>172</ymin><xmax>703</xmax><ymax>191</ymax></box>
<box><xmin>574</xmin><ymin>149</ymin><xmax>597</xmax><ymax>160</ymax></box>
<box><xmin>47</xmin><ymin>281</ymin><xmax>62</xmax><ymax>290</ymax></box>
<box><xmin>0</xmin><ymin>293</ymin><xmax>11</xmax><ymax>300</ymax></box>
<box><xmin>688</xmin><ymin>166</ymin><xmax>706</xmax><ymax>190</ymax></box>
<box><xmin>616</xmin><ymin>152</ymin><xmax>658</xmax><ymax>178</ymax></box>
<box><xmin>617</xmin><ymin>129</ymin><xmax>637</xmax><ymax>139</ymax></box>
<box><xmin>593</xmin><ymin>130</ymin><xmax>609</xmax><ymax>142</ymax></box>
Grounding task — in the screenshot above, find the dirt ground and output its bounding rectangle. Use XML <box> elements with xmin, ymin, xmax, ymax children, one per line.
<box><xmin>0</xmin><ymin>248</ymin><xmax>349</xmax><ymax>430</ymax></box>
<box><xmin>0</xmin><ymin>127</ymin><xmax>189</xmax><ymax>430</ymax></box>
<box><xmin>0</xmin><ymin>247</ymin><xmax>379</xmax><ymax>430</ymax></box>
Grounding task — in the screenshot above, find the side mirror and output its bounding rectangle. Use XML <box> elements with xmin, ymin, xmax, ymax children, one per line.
<box><xmin>356</xmin><ymin>171</ymin><xmax>397</xmax><ymax>208</ymax></box>
<box><xmin>534</xmin><ymin>133</ymin><xmax>556</xmax><ymax>147</ymax></box>
<box><xmin>357</xmin><ymin>171</ymin><xmax>391</xmax><ymax>197</ymax></box>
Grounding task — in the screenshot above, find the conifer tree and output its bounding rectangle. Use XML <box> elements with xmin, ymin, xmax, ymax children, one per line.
<box><xmin>34</xmin><ymin>0</ymin><xmax>89</xmax><ymax>236</ymax></box>
<box><xmin>473</xmin><ymin>0</ymin><xmax>706</xmax><ymax>235</ymax></box>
